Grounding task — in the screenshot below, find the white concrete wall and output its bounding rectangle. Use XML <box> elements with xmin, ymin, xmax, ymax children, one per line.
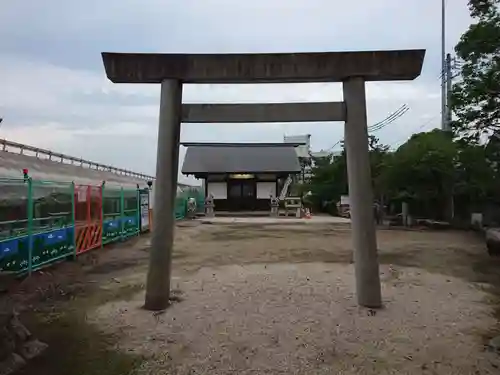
<box><xmin>207</xmin><ymin>182</ymin><xmax>227</xmax><ymax>199</ymax></box>
<box><xmin>257</xmin><ymin>182</ymin><xmax>276</xmax><ymax>199</ymax></box>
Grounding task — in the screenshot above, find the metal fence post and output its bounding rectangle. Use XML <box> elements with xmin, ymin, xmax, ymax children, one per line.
<box><xmin>120</xmin><ymin>187</ymin><xmax>125</xmax><ymax>241</ymax></box>
<box><xmin>136</xmin><ymin>188</ymin><xmax>140</xmax><ymax>235</ymax></box>
<box><xmin>101</xmin><ymin>181</ymin><xmax>105</xmax><ymax>248</ymax></box>
<box><xmin>71</xmin><ymin>181</ymin><xmax>76</xmax><ymax>259</ymax></box>
<box><xmin>27</xmin><ymin>177</ymin><xmax>33</xmax><ymax>275</ymax></box>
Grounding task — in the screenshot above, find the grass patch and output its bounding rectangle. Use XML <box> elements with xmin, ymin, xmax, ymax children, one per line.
<box><xmin>379</xmin><ymin>245</ymin><xmax>500</xmax><ymax>343</ymax></box>
<box><xmin>205</xmin><ymin>228</ymin><xmax>344</xmax><ymax>242</ymax></box>
<box><xmin>87</xmin><ymin>259</ymin><xmax>148</xmax><ymax>276</ymax></box>
<box><xmin>17</xmin><ymin>283</ymin><xmax>146</xmax><ymax>375</ymax></box>
<box><xmin>470</xmin><ymin>256</ymin><xmax>500</xmax><ymax>343</ymax></box>
<box><xmin>207</xmin><ymin>230</ymin><xmax>287</xmax><ymax>241</ymax></box>
<box><xmin>18</xmin><ymin>313</ymin><xmax>143</xmax><ymax>375</ymax></box>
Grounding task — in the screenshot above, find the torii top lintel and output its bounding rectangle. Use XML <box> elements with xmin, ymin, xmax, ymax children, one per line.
<box><xmin>101</xmin><ymin>49</ymin><xmax>425</xmax><ymax>84</ymax></box>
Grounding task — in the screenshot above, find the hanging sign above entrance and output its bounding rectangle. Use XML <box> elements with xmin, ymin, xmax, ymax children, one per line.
<box><xmin>229</xmin><ymin>173</ymin><xmax>254</xmax><ymax>179</ymax></box>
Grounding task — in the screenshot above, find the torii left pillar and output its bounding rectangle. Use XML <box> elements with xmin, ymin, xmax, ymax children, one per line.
<box><xmin>145</xmin><ymin>79</ymin><xmax>183</xmax><ymax>310</ymax></box>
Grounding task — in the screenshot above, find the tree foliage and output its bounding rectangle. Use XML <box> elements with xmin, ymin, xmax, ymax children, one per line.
<box><xmin>307</xmin><ymin>130</ymin><xmax>496</xmax><ymax>221</ymax></box>
<box><xmin>307</xmin><ymin>136</ymin><xmax>390</xmax><ymax>214</ymax></box>
<box><xmin>381</xmin><ymin>130</ymin><xmax>456</xmax><ymax>219</ymax></box>
<box><xmin>451</xmin><ymin>0</ymin><xmax>500</xmax><ymax>141</ymax></box>
<box><xmin>307</xmin><ymin>148</ymin><xmax>347</xmax><ymax>213</ymax></box>
<box><xmin>453</xmin><ymin>139</ymin><xmax>495</xmax><ymax>214</ymax></box>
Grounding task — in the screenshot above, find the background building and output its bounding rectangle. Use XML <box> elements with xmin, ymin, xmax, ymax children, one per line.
<box><xmin>283</xmin><ymin>134</ymin><xmax>341</xmax><ymax>182</ymax></box>
<box><xmin>181</xmin><ymin>142</ymin><xmax>301</xmax><ymax>212</ymax></box>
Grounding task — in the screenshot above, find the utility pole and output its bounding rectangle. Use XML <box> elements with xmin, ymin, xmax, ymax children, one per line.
<box><xmin>445</xmin><ymin>53</ymin><xmax>455</xmax><ymax>221</ymax></box>
<box><xmin>441</xmin><ymin>0</ymin><xmax>447</xmax><ymax>130</ymax></box>
<box><xmin>445</xmin><ymin>53</ymin><xmax>453</xmax><ymax>131</ymax></box>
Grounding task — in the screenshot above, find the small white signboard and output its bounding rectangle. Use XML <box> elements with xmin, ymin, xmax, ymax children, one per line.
<box><xmin>78</xmin><ymin>189</ymin><xmax>87</xmax><ymax>202</ymax></box>
<box><xmin>340</xmin><ymin>195</ymin><xmax>350</xmax><ymax>206</ymax></box>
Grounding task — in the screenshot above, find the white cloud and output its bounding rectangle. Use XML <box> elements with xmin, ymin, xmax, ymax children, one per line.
<box><xmin>0</xmin><ymin>0</ymin><xmax>474</xmax><ymax>179</ymax></box>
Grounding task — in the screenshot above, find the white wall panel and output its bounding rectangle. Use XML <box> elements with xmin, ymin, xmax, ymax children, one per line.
<box><xmin>207</xmin><ymin>182</ymin><xmax>227</xmax><ymax>199</ymax></box>
<box><xmin>257</xmin><ymin>182</ymin><xmax>276</xmax><ymax>199</ymax></box>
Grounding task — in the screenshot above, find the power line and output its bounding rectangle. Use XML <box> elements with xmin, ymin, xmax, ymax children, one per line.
<box><xmin>413</xmin><ymin>113</ymin><xmax>441</xmax><ymax>133</ymax></box>
<box><xmin>325</xmin><ymin>104</ymin><xmax>410</xmax><ymax>151</ymax></box>
<box><xmin>368</xmin><ymin>105</ymin><xmax>407</xmax><ymax>130</ymax></box>
<box><xmin>321</xmin><ymin>111</ymin><xmax>442</xmax><ymax>157</ymax></box>
<box><xmin>326</xmin><ymin>139</ymin><xmax>342</xmax><ymax>151</ymax></box>
<box><xmin>390</xmin><ymin>113</ymin><xmax>441</xmax><ymax>149</ymax></box>
<box><xmin>368</xmin><ymin>105</ymin><xmax>409</xmax><ymax>132</ymax></box>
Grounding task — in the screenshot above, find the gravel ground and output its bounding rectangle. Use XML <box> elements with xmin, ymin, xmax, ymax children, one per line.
<box><xmin>90</xmin><ymin>263</ymin><xmax>500</xmax><ymax>374</ymax></box>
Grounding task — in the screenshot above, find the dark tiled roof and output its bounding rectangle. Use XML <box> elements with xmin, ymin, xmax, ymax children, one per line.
<box><xmin>181</xmin><ymin>144</ymin><xmax>301</xmax><ymax>174</ymax></box>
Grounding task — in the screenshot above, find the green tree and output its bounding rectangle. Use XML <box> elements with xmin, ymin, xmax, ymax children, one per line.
<box><xmin>306</xmin><ymin>136</ymin><xmax>390</xmax><ymax>213</ymax></box>
<box><xmin>451</xmin><ymin>0</ymin><xmax>500</xmax><ymax>141</ymax></box>
<box><xmin>307</xmin><ymin>130</ymin><xmax>496</xmax><ymax>220</ymax></box>
<box><xmin>381</xmin><ymin>130</ymin><xmax>457</xmax><ymax>220</ymax></box>
<box><xmin>368</xmin><ymin>136</ymin><xmax>391</xmax><ymax>200</ymax></box>
<box><xmin>453</xmin><ymin>139</ymin><xmax>495</xmax><ymax>216</ymax></box>
<box><xmin>307</xmin><ymin>149</ymin><xmax>348</xmax><ymax>213</ymax></box>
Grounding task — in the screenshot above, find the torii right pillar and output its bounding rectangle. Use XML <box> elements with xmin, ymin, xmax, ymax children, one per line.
<box><xmin>343</xmin><ymin>77</ymin><xmax>381</xmax><ymax>307</ymax></box>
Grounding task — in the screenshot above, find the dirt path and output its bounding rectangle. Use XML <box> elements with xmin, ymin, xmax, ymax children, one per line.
<box><xmin>6</xmin><ymin>221</ymin><xmax>500</xmax><ymax>374</ymax></box>
<box><xmin>94</xmin><ymin>264</ymin><xmax>497</xmax><ymax>374</ymax></box>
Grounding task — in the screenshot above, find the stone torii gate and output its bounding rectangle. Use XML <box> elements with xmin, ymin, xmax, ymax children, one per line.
<box><xmin>101</xmin><ymin>50</ymin><xmax>425</xmax><ymax>311</ymax></box>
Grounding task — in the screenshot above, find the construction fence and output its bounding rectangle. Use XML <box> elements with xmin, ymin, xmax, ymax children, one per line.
<box><xmin>0</xmin><ymin>177</ymin><xmax>203</xmax><ymax>276</ymax></box>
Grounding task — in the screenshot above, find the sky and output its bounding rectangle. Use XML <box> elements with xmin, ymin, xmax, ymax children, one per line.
<box><xmin>0</xmin><ymin>0</ymin><xmax>473</xmax><ymax>184</ymax></box>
